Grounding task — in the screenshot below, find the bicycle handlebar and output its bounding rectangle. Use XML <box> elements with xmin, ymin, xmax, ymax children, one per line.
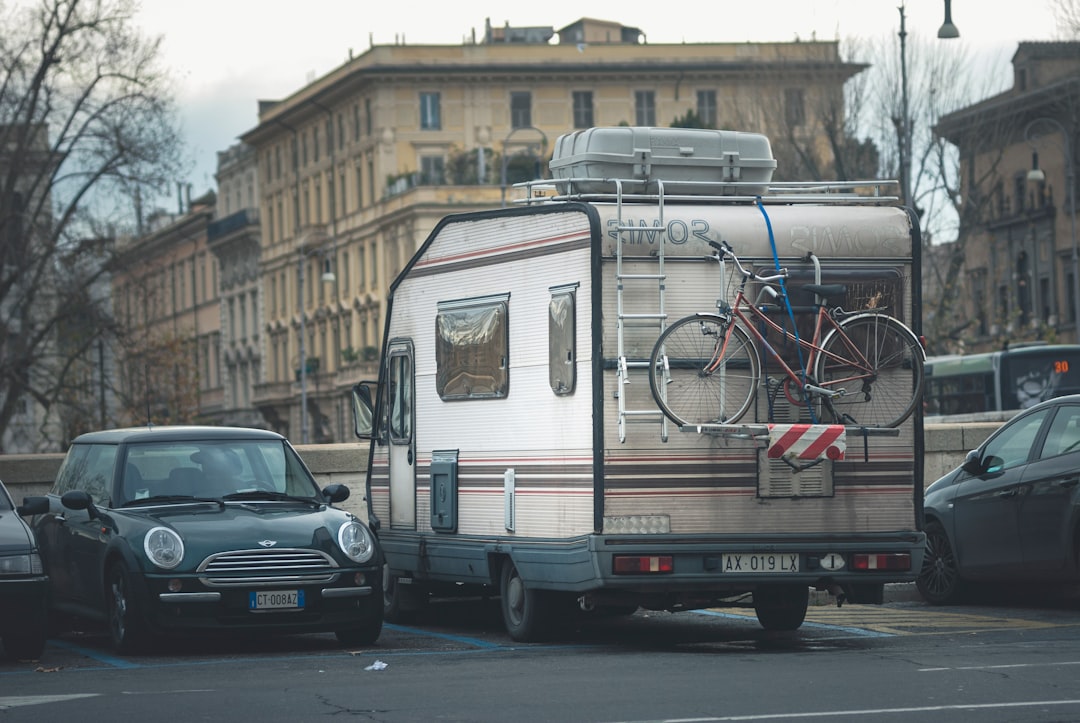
<box><xmin>707</xmin><ymin>239</ymin><xmax>787</xmax><ymax>285</ymax></box>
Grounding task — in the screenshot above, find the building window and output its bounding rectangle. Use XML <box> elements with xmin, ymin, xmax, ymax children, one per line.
<box><xmin>634</xmin><ymin>91</ymin><xmax>656</xmax><ymax>126</ymax></box>
<box><xmin>421</xmin><ymin>155</ymin><xmax>445</xmax><ymax>184</ymax></box>
<box><xmin>697</xmin><ymin>90</ymin><xmax>717</xmax><ymax>128</ymax></box>
<box><xmin>302</xmin><ymin>133</ymin><xmax>308</xmax><ymax>166</ymax></box>
<box><xmin>353</xmin><ymin>104</ymin><xmax>361</xmax><ymax>141</ymax></box>
<box><xmin>356</xmin><ymin>166</ymin><xmax>363</xmax><ymax>209</ymax></box>
<box><xmin>784</xmin><ymin>88</ymin><xmax>805</xmax><ymax>127</ymax></box>
<box><xmin>549</xmin><ymin>285</ymin><xmax>577</xmax><ymax>395</ymax></box>
<box><xmin>572</xmin><ymin>91</ymin><xmax>594</xmax><ymax>128</ymax></box>
<box><xmin>436</xmin><ymin>295</ymin><xmax>509</xmax><ymax>400</ymax></box>
<box><xmin>420</xmin><ymin>92</ymin><xmax>441</xmax><ymax>130</ymax></box>
<box><xmin>313</xmin><ymin>128</ymin><xmax>320</xmax><ymax>162</ymax></box>
<box><xmin>510</xmin><ymin>91</ymin><xmax>532</xmax><ymax>128</ymax></box>
<box><xmin>365</xmin><ymin>99</ymin><xmax>372</xmax><ymax>136</ymax></box>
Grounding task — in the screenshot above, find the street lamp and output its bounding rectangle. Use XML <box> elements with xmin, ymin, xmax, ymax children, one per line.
<box><xmin>1026</xmin><ymin>117</ymin><xmax>1080</xmax><ymax>339</ymax></box>
<box><xmin>937</xmin><ymin>0</ymin><xmax>960</xmax><ymax>39</ymax></box>
<box><xmin>298</xmin><ymin>247</ymin><xmax>335</xmax><ymax>444</ymax></box>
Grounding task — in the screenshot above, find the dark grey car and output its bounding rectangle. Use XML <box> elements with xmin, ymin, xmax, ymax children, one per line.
<box><xmin>0</xmin><ymin>480</ymin><xmax>49</xmax><ymax>659</ymax></box>
<box><xmin>918</xmin><ymin>394</ymin><xmax>1080</xmax><ymax>603</ymax></box>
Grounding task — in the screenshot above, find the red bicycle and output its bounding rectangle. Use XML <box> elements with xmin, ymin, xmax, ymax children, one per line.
<box><xmin>648</xmin><ymin>240</ymin><xmax>924</xmax><ymax>428</ymax></box>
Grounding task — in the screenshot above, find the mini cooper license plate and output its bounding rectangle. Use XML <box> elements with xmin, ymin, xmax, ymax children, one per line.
<box><xmin>250</xmin><ymin>590</ymin><xmax>305</xmax><ymax>611</ymax></box>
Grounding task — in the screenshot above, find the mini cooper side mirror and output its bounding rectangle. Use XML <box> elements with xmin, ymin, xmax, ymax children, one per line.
<box><xmin>61</xmin><ymin>490</ymin><xmax>100</xmax><ymax>519</ymax></box>
<box><xmin>322</xmin><ymin>484</ymin><xmax>350</xmax><ymax>504</ymax></box>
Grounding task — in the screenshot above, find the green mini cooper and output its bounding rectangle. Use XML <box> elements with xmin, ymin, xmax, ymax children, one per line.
<box><xmin>24</xmin><ymin>426</ymin><xmax>382</xmax><ymax>653</ymax></box>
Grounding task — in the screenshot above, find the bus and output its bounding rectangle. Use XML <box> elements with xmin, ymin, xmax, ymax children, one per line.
<box><xmin>924</xmin><ymin>343</ymin><xmax>1080</xmax><ymax>416</ymax></box>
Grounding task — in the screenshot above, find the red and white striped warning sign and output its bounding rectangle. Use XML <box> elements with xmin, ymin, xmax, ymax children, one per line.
<box><xmin>766</xmin><ymin>424</ymin><xmax>846</xmax><ymax>461</ymax></box>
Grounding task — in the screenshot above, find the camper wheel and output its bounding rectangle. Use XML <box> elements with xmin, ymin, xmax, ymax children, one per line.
<box><xmin>753</xmin><ymin>583</ymin><xmax>809</xmax><ymax>631</ymax></box>
<box><xmin>499</xmin><ymin>559</ymin><xmax>559</xmax><ymax>642</ymax></box>
<box><xmin>383</xmin><ymin>566</ymin><xmax>428</xmax><ymax>623</ymax></box>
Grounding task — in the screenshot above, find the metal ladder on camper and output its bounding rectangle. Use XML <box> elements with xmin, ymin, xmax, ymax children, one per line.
<box><xmin>615</xmin><ymin>179</ymin><xmax>669</xmax><ymax>443</ymax></box>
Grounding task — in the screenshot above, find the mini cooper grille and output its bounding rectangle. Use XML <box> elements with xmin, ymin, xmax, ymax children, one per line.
<box><xmin>198</xmin><ymin>548</ymin><xmax>339</xmax><ymax>587</ymax></box>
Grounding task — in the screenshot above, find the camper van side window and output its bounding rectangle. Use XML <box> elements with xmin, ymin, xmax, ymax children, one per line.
<box><xmin>436</xmin><ymin>296</ymin><xmax>510</xmax><ymax>400</ymax></box>
<box><xmin>549</xmin><ymin>286</ymin><xmax>577</xmax><ymax>395</ymax></box>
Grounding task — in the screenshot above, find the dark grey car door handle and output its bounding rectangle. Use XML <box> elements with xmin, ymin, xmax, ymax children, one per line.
<box><xmin>997</xmin><ymin>488</ymin><xmax>1019</xmax><ymax>498</ymax></box>
<box><xmin>1057</xmin><ymin>478</ymin><xmax>1079</xmax><ymax>488</ymax></box>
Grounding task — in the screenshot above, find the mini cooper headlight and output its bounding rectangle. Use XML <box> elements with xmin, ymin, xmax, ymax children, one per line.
<box><xmin>337</xmin><ymin>520</ymin><xmax>375</xmax><ymax>564</ymax></box>
<box><xmin>144</xmin><ymin>526</ymin><xmax>184</xmax><ymax>569</ymax></box>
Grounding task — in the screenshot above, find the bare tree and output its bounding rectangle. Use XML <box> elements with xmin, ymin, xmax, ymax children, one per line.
<box><xmin>0</xmin><ymin>0</ymin><xmax>182</xmax><ymax>450</ymax></box>
<box><xmin>1051</xmin><ymin>0</ymin><xmax>1080</xmax><ymax>39</ymax></box>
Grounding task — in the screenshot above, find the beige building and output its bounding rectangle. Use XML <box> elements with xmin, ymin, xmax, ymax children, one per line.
<box><xmin>237</xmin><ymin>17</ymin><xmax>864</xmax><ymax>444</ymax></box>
<box><xmin>209</xmin><ymin>143</ymin><xmax>263</xmax><ymax>428</ymax></box>
<box><xmin>113</xmin><ymin>195</ymin><xmax>223</xmax><ymax>426</ymax></box>
<box><xmin>936</xmin><ymin>42</ymin><xmax>1080</xmax><ymax>353</ymax></box>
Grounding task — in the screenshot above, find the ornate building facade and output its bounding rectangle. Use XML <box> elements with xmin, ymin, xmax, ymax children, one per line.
<box><xmin>237</xmin><ymin>17</ymin><xmax>864</xmax><ymax>444</ymax></box>
<box><xmin>936</xmin><ymin>42</ymin><xmax>1080</xmax><ymax>352</ymax></box>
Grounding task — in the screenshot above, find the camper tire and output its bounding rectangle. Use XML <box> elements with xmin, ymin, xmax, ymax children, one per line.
<box><xmin>500</xmin><ymin>559</ymin><xmax>559</xmax><ymax>642</ymax></box>
<box><xmin>383</xmin><ymin>566</ymin><xmax>428</xmax><ymax>623</ymax></box>
<box><xmin>753</xmin><ymin>584</ymin><xmax>809</xmax><ymax>631</ymax></box>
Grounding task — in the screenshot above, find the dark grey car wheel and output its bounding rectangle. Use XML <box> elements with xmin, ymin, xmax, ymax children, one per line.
<box><xmin>917</xmin><ymin>520</ymin><xmax>964</xmax><ymax>604</ymax></box>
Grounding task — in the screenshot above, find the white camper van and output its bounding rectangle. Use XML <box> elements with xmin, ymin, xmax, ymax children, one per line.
<box><xmin>352</xmin><ymin>127</ymin><xmax>927</xmax><ymax>641</ymax></box>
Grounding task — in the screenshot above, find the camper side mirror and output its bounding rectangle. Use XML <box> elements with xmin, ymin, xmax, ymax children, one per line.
<box><xmin>352</xmin><ymin>381</ymin><xmax>376</xmax><ymax>439</ymax></box>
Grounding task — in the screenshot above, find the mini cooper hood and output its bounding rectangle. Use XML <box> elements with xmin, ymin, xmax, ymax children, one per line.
<box><xmin>127</xmin><ymin>503</ymin><xmax>355</xmax><ymax>548</ymax></box>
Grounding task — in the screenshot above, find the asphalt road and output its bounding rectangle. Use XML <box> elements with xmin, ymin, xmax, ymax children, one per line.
<box><xmin>4</xmin><ymin>584</ymin><xmax>1080</xmax><ymax>723</ymax></box>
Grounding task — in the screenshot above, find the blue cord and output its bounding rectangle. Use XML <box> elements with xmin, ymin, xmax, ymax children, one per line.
<box><xmin>756</xmin><ymin>199</ymin><xmax>817</xmax><ymax>423</ymax></box>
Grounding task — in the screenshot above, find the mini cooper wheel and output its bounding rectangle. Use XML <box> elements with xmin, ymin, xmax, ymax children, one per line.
<box><xmin>107</xmin><ymin>564</ymin><xmax>149</xmax><ymax>654</ymax></box>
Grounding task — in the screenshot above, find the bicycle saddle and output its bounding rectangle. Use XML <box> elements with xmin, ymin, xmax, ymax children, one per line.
<box><xmin>802</xmin><ymin>283</ymin><xmax>846</xmax><ymax>300</ymax></box>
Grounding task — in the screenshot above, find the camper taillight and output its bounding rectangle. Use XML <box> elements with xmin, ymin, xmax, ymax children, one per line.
<box><xmin>613</xmin><ymin>556</ymin><xmax>674</xmax><ymax>574</ymax></box>
<box><xmin>852</xmin><ymin>553</ymin><xmax>912</xmax><ymax>571</ymax></box>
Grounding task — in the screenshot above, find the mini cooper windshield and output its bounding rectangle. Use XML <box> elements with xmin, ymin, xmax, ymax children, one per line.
<box><xmin>116</xmin><ymin>440</ymin><xmax>322</xmax><ymax>506</ymax></box>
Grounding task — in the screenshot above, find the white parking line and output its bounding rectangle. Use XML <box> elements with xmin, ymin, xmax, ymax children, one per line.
<box><xmin>0</xmin><ymin>694</ymin><xmax>100</xmax><ymax>710</ymax></box>
<box><xmin>613</xmin><ymin>698</ymin><xmax>1080</xmax><ymax>721</ymax></box>
<box><xmin>920</xmin><ymin>660</ymin><xmax>1080</xmax><ymax>671</ymax></box>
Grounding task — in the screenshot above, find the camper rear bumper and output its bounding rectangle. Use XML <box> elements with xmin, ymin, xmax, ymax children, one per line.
<box><xmin>484</xmin><ymin>531</ymin><xmax>927</xmax><ymax>605</ymax></box>
<box><xmin>379</xmin><ymin>530</ymin><xmax>925</xmax><ymax>605</ymax></box>
<box><xmin>584</xmin><ymin>532</ymin><xmax>926</xmax><ymax>591</ymax></box>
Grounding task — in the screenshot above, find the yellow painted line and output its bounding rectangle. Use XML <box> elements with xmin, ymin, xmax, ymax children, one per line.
<box><xmin>719</xmin><ymin>605</ymin><xmax>1075</xmax><ymax>636</ymax></box>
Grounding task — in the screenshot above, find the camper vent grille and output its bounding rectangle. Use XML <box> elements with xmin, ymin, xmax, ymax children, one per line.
<box><xmin>757</xmin><ymin>452</ymin><xmax>833</xmax><ymax>498</ymax></box>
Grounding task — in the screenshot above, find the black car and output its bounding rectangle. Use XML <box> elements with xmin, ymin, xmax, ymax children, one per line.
<box><xmin>918</xmin><ymin>394</ymin><xmax>1080</xmax><ymax>603</ymax></box>
<box><xmin>0</xmin><ymin>480</ymin><xmax>49</xmax><ymax>660</ymax></box>
<box><xmin>24</xmin><ymin>425</ymin><xmax>383</xmax><ymax>653</ymax></box>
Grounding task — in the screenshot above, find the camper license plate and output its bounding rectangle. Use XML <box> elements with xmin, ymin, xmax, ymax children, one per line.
<box><xmin>721</xmin><ymin>553</ymin><xmax>799</xmax><ymax>573</ymax></box>
<box><xmin>249</xmin><ymin>590</ymin><xmax>304</xmax><ymax>610</ymax></box>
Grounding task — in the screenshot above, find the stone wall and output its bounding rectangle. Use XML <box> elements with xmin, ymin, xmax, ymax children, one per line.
<box><xmin>0</xmin><ymin>425</ymin><xmax>1004</xmax><ymax>520</ymax></box>
<box><xmin>0</xmin><ymin>443</ymin><xmax>372</xmax><ymax>521</ymax></box>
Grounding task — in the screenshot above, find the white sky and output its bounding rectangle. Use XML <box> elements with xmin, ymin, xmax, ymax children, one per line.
<box><xmin>132</xmin><ymin>0</ymin><xmax>1064</xmax><ymax>199</ymax></box>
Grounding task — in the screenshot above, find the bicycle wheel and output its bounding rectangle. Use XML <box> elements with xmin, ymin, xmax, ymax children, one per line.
<box><xmin>648</xmin><ymin>313</ymin><xmax>759</xmax><ymax>426</ymax></box>
<box><xmin>814</xmin><ymin>313</ymin><xmax>924</xmax><ymax>428</ymax></box>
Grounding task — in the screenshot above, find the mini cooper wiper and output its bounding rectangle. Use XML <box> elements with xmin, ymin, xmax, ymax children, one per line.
<box><xmin>121</xmin><ymin>495</ymin><xmax>224</xmax><ymax>508</ymax></box>
<box><xmin>221</xmin><ymin>490</ymin><xmax>319</xmax><ymax>505</ymax></box>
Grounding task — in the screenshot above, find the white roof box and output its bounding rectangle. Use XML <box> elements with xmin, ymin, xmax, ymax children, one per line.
<box><xmin>549</xmin><ymin>126</ymin><xmax>776</xmax><ymax>196</ymax></box>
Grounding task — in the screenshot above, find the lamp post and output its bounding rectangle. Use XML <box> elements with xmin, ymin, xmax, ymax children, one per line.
<box><xmin>897</xmin><ymin>2</ymin><xmax>959</xmax><ymax>208</ymax></box>
<box><xmin>1026</xmin><ymin>117</ymin><xmax>1080</xmax><ymax>339</ymax></box>
<box><xmin>298</xmin><ymin>247</ymin><xmax>335</xmax><ymax>444</ymax></box>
